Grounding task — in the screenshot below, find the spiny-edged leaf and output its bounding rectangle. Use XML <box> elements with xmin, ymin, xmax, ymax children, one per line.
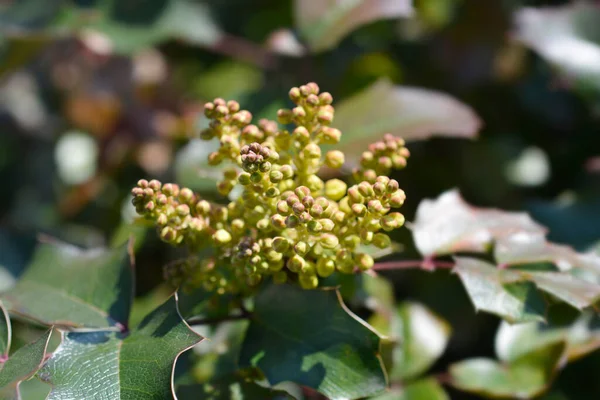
<box><xmin>412</xmin><ymin>190</ymin><xmax>545</xmax><ymax>257</ymax></box>
<box><xmin>1</xmin><ymin>239</ymin><xmax>132</xmax><ymax>329</ymax></box>
<box><xmin>335</xmin><ymin>79</ymin><xmax>481</xmax><ymax>156</ymax></box>
<box><xmin>493</xmin><ymin>313</ymin><xmax>600</xmax><ymax>365</ymax></box>
<box><xmin>0</xmin><ymin>329</ymin><xmax>52</xmax><ymax>398</ymax></box>
<box><xmin>38</xmin><ymin>294</ymin><xmax>203</xmax><ymax>400</ymax></box>
<box><xmin>524</xmin><ymin>271</ymin><xmax>600</xmax><ymax>310</ymax></box>
<box><xmin>494</xmin><ymin>232</ymin><xmax>600</xmax><ymax>272</ymax></box>
<box><xmin>0</xmin><ymin>302</ymin><xmax>10</xmax><ymax>357</ymax></box>
<box><xmin>177</xmin><ymin>375</ymin><xmax>295</xmax><ymax>400</ymax></box>
<box><xmin>449</xmin><ymin>341</ymin><xmax>566</xmax><ymax>399</ymax></box>
<box><xmin>371</xmin><ymin>378</ymin><xmax>449</xmax><ymax>400</ymax></box>
<box><xmin>239</xmin><ymin>284</ymin><xmax>386</xmax><ymax>400</ymax></box>
<box><xmin>453</xmin><ymin>258</ymin><xmax>547</xmax><ymax>323</ymax></box>
<box><xmin>294</xmin><ymin>0</ymin><xmax>413</xmax><ymax>52</ymax></box>
<box><xmin>389</xmin><ymin>302</ymin><xmax>451</xmax><ymax>381</ymax></box>
<box><xmin>515</xmin><ymin>3</ymin><xmax>600</xmax><ymax>90</ymax></box>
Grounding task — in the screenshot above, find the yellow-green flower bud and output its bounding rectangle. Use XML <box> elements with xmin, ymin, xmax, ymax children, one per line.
<box><xmin>213</xmin><ymin>229</ymin><xmax>232</xmax><ymax>244</ymax></box>
<box><xmin>325</xmin><ymin>150</ymin><xmax>345</xmax><ymax>169</ymax></box>
<box><xmin>299</xmin><ymin>274</ymin><xmax>318</xmax><ymax>290</ymax></box>
<box><xmin>294</xmin><ymin>241</ymin><xmax>308</xmax><ymax>256</ymax></box>
<box><xmin>307</xmin><ymin>220</ymin><xmax>323</xmax><ymax>233</ymax></box>
<box><xmin>238</xmin><ymin>172</ymin><xmax>251</xmax><ymax>185</ymax></box>
<box><xmin>324</xmin><ymin>179</ymin><xmax>347</xmax><ymax>201</ymax></box>
<box><xmin>176</xmin><ymin>204</ymin><xmax>190</xmax><ymax>217</ymax></box>
<box><xmin>301</xmin><ymin>261</ymin><xmax>316</xmax><ymax>275</ymax></box>
<box><xmin>277</xmin><ymin>109</ymin><xmax>293</xmax><ymax>124</ymax></box>
<box><xmin>157</xmin><ymin>213</ymin><xmax>168</xmax><ymax>225</ymax></box>
<box><xmin>287</xmin><ymin>254</ymin><xmax>306</xmax><ymax>272</ymax></box>
<box><xmin>303</xmin><ymin>143</ymin><xmax>321</xmax><ymax>159</ymax></box>
<box><xmin>320</xmin><ymin>219</ymin><xmax>335</xmax><ymax>232</ymax></box>
<box><xmin>356</xmin><ymin>253</ymin><xmax>374</xmax><ymax>271</ymax></box>
<box><xmin>280</xmin><ymin>165</ymin><xmax>294</xmax><ymax>179</ymax></box>
<box><xmin>360</xmin><ymin>230</ymin><xmax>373</xmax><ymax>244</ymax></box>
<box><xmin>320</xmin><ymin>233</ymin><xmax>339</xmax><ymax>249</ymax></box>
<box><xmin>273</xmin><ymin>236</ymin><xmax>290</xmax><ymax>252</ymax></box>
<box><xmin>276</xmin><ymin>200</ymin><xmax>290</xmax><ymax>215</ymax></box>
<box><xmin>351</xmin><ymin>203</ymin><xmax>367</xmax><ymax>217</ymax></box>
<box><xmin>273</xmin><ymin>270</ymin><xmax>288</xmax><ymax>284</ymax></box>
<box><xmin>269</xmin><ymin>170</ymin><xmax>283</xmax><ymax>183</ymax></box>
<box><xmin>316</xmin><ymin>258</ymin><xmax>335</xmax><ymax>277</ymax></box>
<box><xmin>306</xmin><ymin>175</ymin><xmax>324</xmax><ymax>192</ymax></box>
<box><xmin>294</xmin><ymin>186</ymin><xmax>311</xmax><ymax>200</ymax></box>
<box><xmin>389</xmin><ymin>190</ymin><xmax>406</xmax><ymax>208</ymax></box>
<box><xmin>343</xmin><ymin>235</ymin><xmax>361</xmax><ymax>249</ymax></box>
<box><xmin>266</xmin><ymin>249</ymin><xmax>283</xmax><ymax>262</ymax></box>
<box><xmin>162</xmin><ymin>183</ymin><xmax>179</xmax><ymax>197</ymax></box>
<box><xmin>270</xmin><ymin>214</ymin><xmax>286</xmax><ymax>229</ymax></box>
<box><xmin>381</xmin><ymin>212</ymin><xmax>405</xmax><ymax>231</ymax></box>
<box><xmin>372</xmin><ymin>233</ymin><xmax>391</xmax><ymax>249</ymax></box>
<box><xmin>256</xmin><ymin>218</ymin><xmax>270</xmax><ymax>231</ymax></box>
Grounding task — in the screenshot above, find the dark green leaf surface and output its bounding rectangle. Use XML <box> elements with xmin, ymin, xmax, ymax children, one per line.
<box><xmin>39</xmin><ymin>295</ymin><xmax>203</xmax><ymax>400</ymax></box>
<box><xmin>454</xmin><ymin>258</ymin><xmax>547</xmax><ymax>323</ymax></box>
<box><xmin>177</xmin><ymin>375</ymin><xmax>294</xmax><ymax>400</ymax></box>
<box><xmin>335</xmin><ymin>80</ymin><xmax>481</xmax><ymax>156</ymax></box>
<box><xmin>1</xmin><ymin>240</ymin><xmax>132</xmax><ymax>329</ymax></box>
<box><xmin>295</xmin><ymin>0</ymin><xmax>413</xmax><ymax>52</ymax></box>
<box><xmin>0</xmin><ymin>329</ymin><xmax>51</xmax><ymax>398</ymax></box>
<box><xmin>0</xmin><ymin>303</ymin><xmax>10</xmax><ymax>357</ymax></box>
<box><xmin>240</xmin><ymin>284</ymin><xmax>386</xmax><ymax>400</ymax></box>
<box><xmin>372</xmin><ymin>378</ymin><xmax>449</xmax><ymax>400</ymax></box>
<box><xmin>450</xmin><ymin>341</ymin><xmax>566</xmax><ymax>399</ymax></box>
<box><xmin>389</xmin><ymin>303</ymin><xmax>451</xmax><ymax>381</ymax></box>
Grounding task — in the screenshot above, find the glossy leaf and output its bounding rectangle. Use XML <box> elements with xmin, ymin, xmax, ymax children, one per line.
<box><xmin>453</xmin><ymin>258</ymin><xmax>547</xmax><ymax>323</ymax></box>
<box><xmin>449</xmin><ymin>341</ymin><xmax>566</xmax><ymax>399</ymax></box>
<box><xmin>494</xmin><ymin>232</ymin><xmax>600</xmax><ymax>272</ymax></box>
<box><xmin>39</xmin><ymin>294</ymin><xmax>203</xmax><ymax>400</ymax></box>
<box><xmin>412</xmin><ymin>190</ymin><xmax>545</xmax><ymax>257</ymax></box>
<box><xmin>177</xmin><ymin>375</ymin><xmax>294</xmax><ymax>400</ymax></box>
<box><xmin>515</xmin><ymin>3</ymin><xmax>600</xmax><ymax>90</ymax></box>
<box><xmin>372</xmin><ymin>378</ymin><xmax>449</xmax><ymax>400</ymax></box>
<box><xmin>1</xmin><ymin>240</ymin><xmax>132</xmax><ymax>329</ymax></box>
<box><xmin>295</xmin><ymin>0</ymin><xmax>413</xmax><ymax>52</ymax></box>
<box><xmin>239</xmin><ymin>284</ymin><xmax>386</xmax><ymax>400</ymax></box>
<box><xmin>335</xmin><ymin>79</ymin><xmax>481</xmax><ymax>155</ymax></box>
<box><xmin>0</xmin><ymin>329</ymin><xmax>52</xmax><ymax>399</ymax></box>
<box><xmin>390</xmin><ymin>303</ymin><xmax>451</xmax><ymax>381</ymax></box>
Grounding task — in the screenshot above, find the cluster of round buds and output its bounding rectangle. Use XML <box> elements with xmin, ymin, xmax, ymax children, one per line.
<box><xmin>354</xmin><ymin>134</ymin><xmax>410</xmax><ymax>182</ymax></box>
<box><xmin>132</xmin><ymin>82</ymin><xmax>410</xmax><ymax>296</ymax></box>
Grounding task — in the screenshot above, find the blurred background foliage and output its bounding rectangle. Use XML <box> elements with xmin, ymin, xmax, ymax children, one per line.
<box><xmin>1</xmin><ymin>0</ymin><xmax>600</xmax><ymax>398</ymax></box>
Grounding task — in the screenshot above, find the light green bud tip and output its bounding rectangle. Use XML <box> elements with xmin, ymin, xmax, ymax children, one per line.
<box><xmin>324</xmin><ymin>179</ymin><xmax>347</xmax><ymax>201</ymax></box>
<box><xmin>325</xmin><ymin>150</ymin><xmax>345</xmax><ymax>169</ymax></box>
<box><xmin>356</xmin><ymin>253</ymin><xmax>374</xmax><ymax>271</ymax></box>
<box><xmin>213</xmin><ymin>229</ymin><xmax>232</xmax><ymax>244</ymax></box>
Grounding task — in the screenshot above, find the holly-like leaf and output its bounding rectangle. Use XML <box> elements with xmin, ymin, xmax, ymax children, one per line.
<box><xmin>38</xmin><ymin>294</ymin><xmax>203</xmax><ymax>399</ymax></box>
<box><xmin>515</xmin><ymin>3</ymin><xmax>600</xmax><ymax>91</ymax></box>
<box><xmin>239</xmin><ymin>284</ymin><xmax>386</xmax><ymax>400</ymax></box>
<box><xmin>0</xmin><ymin>303</ymin><xmax>10</xmax><ymax>358</ymax></box>
<box><xmin>177</xmin><ymin>375</ymin><xmax>294</xmax><ymax>400</ymax></box>
<box><xmin>0</xmin><ymin>329</ymin><xmax>52</xmax><ymax>399</ymax></box>
<box><xmin>1</xmin><ymin>239</ymin><xmax>132</xmax><ymax>329</ymax></box>
<box><xmin>524</xmin><ymin>271</ymin><xmax>600</xmax><ymax>310</ymax></box>
<box><xmin>294</xmin><ymin>0</ymin><xmax>413</xmax><ymax>52</ymax></box>
<box><xmin>411</xmin><ymin>190</ymin><xmax>545</xmax><ymax>257</ymax></box>
<box><xmin>494</xmin><ymin>232</ymin><xmax>600</xmax><ymax>272</ymax></box>
<box><xmin>453</xmin><ymin>258</ymin><xmax>547</xmax><ymax>323</ymax></box>
<box><xmin>335</xmin><ymin>79</ymin><xmax>481</xmax><ymax>156</ymax></box>
<box><xmin>389</xmin><ymin>303</ymin><xmax>451</xmax><ymax>381</ymax></box>
<box><xmin>372</xmin><ymin>378</ymin><xmax>449</xmax><ymax>400</ymax></box>
<box><xmin>449</xmin><ymin>341</ymin><xmax>566</xmax><ymax>399</ymax></box>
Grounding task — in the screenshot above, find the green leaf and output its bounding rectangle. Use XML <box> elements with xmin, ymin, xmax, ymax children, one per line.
<box><xmin>335</xmin><ymin>79</ymin><xmax>481</xmax><ymax>157</ymax></box>
<box><xmin>515</xmin><ymin>3</ymin><xmax>600</xmax><ymax>91</ymax></box>
<box><xmin>38</xmin><ymin>294</ymin><xmax>203</xmax><ymax>399</ymax></box>
<box><xmin>412</xmin><ymin>190</ymin><xmax>545</xmax><ymax>257</ymax></box>
<box><xmin>524</xmin><ymin>271</ymin><xmax>600</xmax><ymax>310</ymax></box>
<box><xmin>177</xmin><ymin>375</ymin><xmax>295</xmax><ymax>400</ymax></box>
<box><xmin>0</xmin><ymin>329</ymin><xmax>52</xmax><ymax>398</ymax></box>
<box><xmin>295</xmin><ymin>0</ymin><xmax>413</xmax><ymax>52</ymax></box>
<box><xmin>453</xmin><ymin>258</ymin><xmax>547</xmax><ymax>323</ymax></box>
<box><xmin>239</xmin><ymin>284</ymin><xmax>387</xmax><ymax>400</ymax></box>
<box><xmin>449</xmin><ymin>341</ymin><xmax>566</xmax><ymax>399</ymax></box>
<box><xmin>389</xmin><ymin>303</ymin><xmax>451</xmax><ymax>381</ymax></box>
<box><xmin>1</xmin><ymin>239</ymin><xmax>133</xmax><ymax>329</ymax></box>
<box><xmin>372</xmin><ymin>378</ymin><xmax>449</xmax><ymax>400</ymax></box>
<box><xmin>0</xmin><ymin>303</ymin><xmax>10</xmax><ymax>357</ymax></box>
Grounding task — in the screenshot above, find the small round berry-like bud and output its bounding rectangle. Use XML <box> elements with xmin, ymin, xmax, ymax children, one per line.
<box><xmin>250</xmin><ymin>172</ymin><xmax>263</xmax><ymax>183</ymax></box>
<box><xmin>292</xmin><ymin>202</ymin><xmax>306</xmax><ymax>215</ymax></box>
<box><xmin>231</xmin><ymin>218</ymin><xmax>245</xmax><ymax>233</ymax></box>
<box><xmin>320</xmin><ymin>127</ymin><xmax>341</xmax><ymax>144</ymax></box>
<box><xmin>294</xmin><ymin>186</ymin><xmax>311</xmax><ymax>200</ymax></box>
<box><xmin>293</xmin><ymin>126</ymin><xmax>310</xmax><ymax>142</ymax></box>
<box><xmin>292</xmin><ymin>106</ymin><xmax>306</xmax><ymax>119</ymax></box>
<box><xmin>269</xmin><ymin>170</ymin><xmax>283</xmax><ymax>183</ymax></box>
<box><xmin>238</xmin><ymin>172</ymin><xmax>251</xmax><ymax>185</ymax></box>
<box><xmin>306</xmin><ymin>82</ymin><xmax>320</xmax><ymax>94</ymax></box>
<box><xmin>373</xmin><ymin>182</ymin><xmax>386</xmax><ymax>196</ymax></box>
<box><xmin>320</xmin><ymin>233</ymin><xmax>339</xmax><ymax>249</ymax></box>
<box><xmin>215</xmin><ymin>104</ymin><xmax>229</xmax><ymax>117</ymax></box>
<box><xmin>273</xmin><ymin>236</ymin><xmax>290</xmax><ymax>252</ymax></box>
<box><xmin>332</xmin><ymin>211</ymin><xmax>346</xmax><ymax>224</ymax></box>
<box><xmin>203</xmin><ymin>102</ymin><xmax>215</xmax><ymax>117</ymax></box>
<box><xmin>306</xmin><ymin>94</ymin><xmax>320</xmax><ymax>107</ymax></box>
<box><xmin>299</xmin><ymin>274</ymin><xmax>318</xmax><ymax>290</ymax></box>
<box><xmin>270</xmin><ymin>214</ymin><xmax>287</xmax><ymax>229</ymax></box>
<box><xmin>176</xmin><ymin>204</ymin><xmax>190</xmax><ymax>217</ymax></box>
<box><xmin>162</xmin><ymin>183</ymin><xmax>179</xmax><ymax>197</ymax></box>
<box><xmin>143</xmin><ymin>188</ymin><xmax>154</xmax><ymax>197</ymax></box>
<box><xmin>273</xmin><ymin>271</ymin><xmax>288</xmax><ymax>284</ymax></box>
<box><xmin>373</xmin><ymin>233</ymin><xmax>392</xmax><ymax>249</ymax></box>
<box><xmin>317</xmin><ymin>258</ymin><xmax>335</xmax><ymax>277</ymax></box>
<box><xmin>367</xmin><ymin>200</ymin><xmax>385</xmax><ymax>214</ymax></box>
<box><xmin>196</xmin><ymin>200</ymin><xmax>211</xmax><ymax>215</ymax></box>
<box><xmin>307</xmin><ymin>220</ymin><xmax>323</xmax><ymax>233</ymax></box>
<box><xmin>148</xmin><ymin>179</ymin><xmax>161</xmax><ymax>191</ymax></box>
<box><xmin>266</xmin><ymin>187</ymin><xmax>280</xmax><ymax>198</ymax></box>
<box><xmin>309</xmin><ymin>204</ymin><xmax>324</xmax><ymax>218</ymax></box>
<box><xmin>324</xmin><ymin>179</ymin><xmax>347</xmax><ymax>201</ymax></box>
<box><xmin>319</xmin><ymin>92</ymin><xmax>333</xmax><ymax>105</ymax></box>
<box><xmin>347</xmin><ymin>186</ymin><xmax>364</xmax><ymax>204</ymax></box>
<box><xmin>343</xmin><ymin>235</ymin><xmax>361</xmax><ymax>249</ymax></box>
<box><xmin>213</xmin><ymin>229</ymin><xmax>232</xmax><ymax>244</ymax></box>
<box><xmin>280</xmin><ymin>165</ymin><xmax>294</xmax><ymax>179</ymax></box>
<box><xmin>287</xmin><ymin>254</ymin><xmax>306</xmax><ymax>272</ymax></box>
<box><xmin>144</xmin><ymin>201</ymin><xmax>155</xmax><ymax>212</ymax></box>
<box><xmin>276</xmin><ymin>200</ymin><xmax>290</xmax><ymax>215</ymax></box>
<box><xmin>387</xmin><ymin>179</ymin><xmax>399</xmax><ymax>193</ymax></box>
<box><xmin>227</xmin><ymin>100</ymin><xmax>240</xmax><ymax>113</ymax></box>
<box><xmin>294</xmin><ymin>241</ymin><xmax>308</xmax><ymax>256</ymax></box>
<box><xmin>317</xmin><ymin>109</ymin><xmax>334</xmax><ymax>124</ymax></box>
<box><xmin>208</xmin><ymin>151</ymin><xmax>222</xmax><ymax>165</ymax></box>
<box><xmin>286</xmin><ymin>194</ymin><xmax>300</xmax><ymax>207</ymax></box>
<box><xmin>381</xmin><ymin>212</ymin><xmax>405</xmax><ymax>231</ymax></box>
<box><xmin>320</xmin><ymin>218</ymin><xmax>335</xmax><ymax>232</ymax></box>
<box><xmin>256</xmin><ymin>218</ymin><xmax>270</xmax><ymax>231</ymax></box>
<box><xmin>286</xmin><ymin>214</ymin><xmax>300</xmax><ymax>228</ymax></box>
<box><xmin>351</xmin><ymin>203</ymin><xmax>367</xmax><ymax>217</ymax></box>
<box><xmin>160</xmin><ymin>226</ymin><xmax>177</xmax><ymax>242</ymax></box>
<box><xmin>356</xmin><ymin>253</ymin><xmax>374</xmax><ymax>271</ymax></box>
<box><xmin>277</xmin><ymin>109</ymin><xmax>293</xmax><ymax>124</ymax></box>
<box><xmin>301</xmin><ymin>261</ymin><xmax>316</xmax><ymax>275</ymax></box>
<box><xmin>157</xmin><ymin>213</ymin><xmax>168</xmax><ymax>225</ymax></box>
<box><xmin>217</xmin><ymin>181</ymin><xmax>233</xmax><ymax>196</ymax></box>
<box><xmin>358</xmin><ymin>181</ymin><xmax>374</xmax><ymax>198</ymax></box>
<box><xmin>289</xmin><ymin>87</ymin><xmax>301</xmax><ymax>102</ymax></box>
<box><xmin>325</xmin><ymin>150</ymin><xmax>345</xmax><ymax>169</ymax></box>
<box><xmin>299</xmin><ymin>211</ymin><xmax>312</xmax><ymax>223</ymax></box>
<box><xmin>389</xmin><ymin>190</ymin><xmax>406</xmax><ymax>208</ymax></box>
<box><xmin>303</xmin><ymin>143</ymin><xmax>321</xmax><ymax>159</ymax></box>
<box><xmin>137</xmin><ymin>179</ymin><xmax>149</xmax><ymax>188</ymax></box>
<box><xmin>306</xmin><ymin>175</ymin><xmax>324</xmax><ymax>192</ymax></box>
<box><xmin>360</xmin><ymin>230</ymin><xmax>373</xmax><ymax>244</ymax></box>
<box><xmin>299</xmin><ymin>85</ymin><xmax>310</xmax><ymax>96</ymax></box>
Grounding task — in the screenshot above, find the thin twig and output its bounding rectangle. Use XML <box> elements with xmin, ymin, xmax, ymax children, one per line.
<box><xmin>372</xmin><ymin>260</ymin><xmax>455</xmax><ymax>271</ymax></box>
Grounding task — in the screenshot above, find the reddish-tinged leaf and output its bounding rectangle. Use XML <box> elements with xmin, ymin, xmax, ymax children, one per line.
<box><xmin>411</xmin><ymin>190</ymin><xmax>546</xmax><ymax>257</ymax></box>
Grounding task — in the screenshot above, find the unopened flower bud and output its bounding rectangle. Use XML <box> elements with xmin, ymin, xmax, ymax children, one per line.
<box><xmin>196</xmin><ymin>200</ymin><xmax>211</xmax><ymax>215</ymax></box>
<box><xmin>317</xmin><ymin>258</ymin><xmax>335</xmax><ymax>277</ymax></box>
<box><xmin>273</xmin><ymin>237</ymin><xmax>290</xmax><ymax>252</ymax></box>
<box><xmin>381</xmin><ymin>212</ymin><xmax>405</xmax><ymax>231</ymax></box>
<box><xmin>213</xmin><ymin>229</ymin><xmax>232</xmax><ymax>244</ymax></box>
<box><xmin>286</xmin><ymin>215</ymin><xmax>300</xmax><ymax>228</ymax></box>
<box><xmin>148</xmin><ymin>179</ymin><xmax>161</xmax><ymax>191</ymax></box>
<box><xmin>324</xmin><ymin>179</ymin><xmax>347</xmax><ymax>201</ymax></box>
<box><xmin>269</xmin><ymin>170</ymin><xmax>283</xmax><ymax>183</ymax></box>
<box><xmin>351</xmin><ymin>203</ymin><xmax>367</xmax><ymax>217</ymax></box>
<box><xmin>162</xmin><ymin>183</ymin><xmax>179</xmax><ymax>197</ymax></box>
<box><xmin>289</xmin><ymin>87</ymin><xmax>301</xmax><ymax>102</ymax></box>
<box><xmin>137</xmin><ymin>179</ymin><xmax>149</xmax><ymax>188</ymax></box>
<box><xmin>176</xmin><ymin>204</ymin><xmax>190</xmax><ymax>216</ymax></box>
<box><xmin>320</xmin><ymin>233</ymin><xmax>339</xmax><ymax>249</ymax></box>
<box><xmin>356</xmin><ymin>253</ymin><xmax>374</xmax><ymax>271</ymax></box>
<box><xmin>287</xmin><ymin>254</ymin><xmax>306</xmax><ymax>272</ymax></box>
<box><xmin>319</xmin><ymin>92</ymin><xmax>333</xmax><ymax>105</ymax></box>
<box><xmin>373</xmin><ymin>233</ymin><xmax>391</xmax><ymax>249</ymax></box>
<box><xmin>389</xmin><ymin>190</ymin><xmax>406</xmax><ymax>208</ymax></box>
<box><xmin>292</xmin><ymin>106</ymin><xmax>306</xmax><ymax>119</ymax></box>
<box><xmin>325</xmin><ymin>150</ymin><xmax>344</xmax><ymax>168</ymax></box>
<box><xmin>294</xmin><ymin>241</ymin><xmax>308</xmax><ymax>256</ymax></box>
<box><xmin>270</xmin><ymin>214</ymin><xmax>287</xmax><ymax>229</ymax></box>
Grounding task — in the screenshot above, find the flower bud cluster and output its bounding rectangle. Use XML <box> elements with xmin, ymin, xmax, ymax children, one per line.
<box><xmin>132</xmin><ymin>83</ymin><xmax>409</xmax><ymax>295</ymax></box>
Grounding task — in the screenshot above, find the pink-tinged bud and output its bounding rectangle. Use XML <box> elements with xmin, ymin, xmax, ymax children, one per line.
<box><xmin>319</xmin><ymin>92</ymin><xmax>333</xmax><ymax>105</ymax></box>
<box><xmin>292</xmin><ymin>202</ymin><xmax>306</xmax><ymax>215</ymax></box>
<box><xmin>306</xmin><ymin>82</ymin><xmax>320</xmax><ymax>94</ymax></box>
<box><xmin>306</xmin><ymin>94</ymin><xmax>319</xmax><ymax>107</ymax></box>
<box><xmin>293</xmin><ymin>126</ymin><xmax>310</xmax><ymax>142</ymax></box>
<box><xmin>381</xmin><ymin>212</ymin><xmax>405</xmax><ymax>231</ymax></box>
<box><xmin>317</xmin><ymin>109</ymin><xmax>333</xmax><ymax>124</ymax></box>
<box><xmin>227</xmin><ymin>100</ymin><xmax>240</xmax><ymax>113</ymax></box>
<box><xmin>232</xmin><ymin>110</ymin><xmax>252</xmax><ymax>125</ymax></box>
<box><xmin>389</xmin><ymin>190</ymin><xmax>406</xmax><ymax>208</ymax></box>
<box><xmin>208</xmin><ymin>152</ymin><xmax>222</xmax><ymax>165</ymax></box>
<box><xmin>148</xmin><ymin>179</ymin><xmax>161</xmax><ymax>191</ymax></box>
<box><xmin>270</xmin><ymin>214</ymin><xmax>287</xmax><ymax>229</ymax></box>
<box><xmin>299</xmin><ymin>211</ymin><xmax>312</xmax><ymax>223</ymax></box>
<box><xmin>325</xmin><ymin>150</ymin><xmax>344</xmax><ymax>169</ymax></box>
<box><xmin>213</xmin><ymin>98</ymin><xmax>226</xmax><ymax>106</ymax></box>
<box><xmin>276</xmin><ymin>200</ymin><xmax>290</xmax><ymax>215</ymax></box>
<box><xmin>351</xmin><ymin>203</ymin><xmax>367</xmax><ymax>217</ymax></box>
<box><xmin>356</xmin><ymin>253</ymin><xmax>374</xmax><ymax>271</ymax></box>
<box><xmin>347</xmin><ymin>186</ymin><xmax>364</xmax><ymax>204</ymax></box>
<box><xmin>302</xmin><ymin>195</ymin><xmax>315</xmax><ymax>208</ymax></box>
<box><xmin>378</xmin><ymin>156</ymin><xmax>393</xmax><ymax>169</ymax></box>
<box><xmin>320</xmin><ymin>219</ymin><xmax>335</xmax><ymax>232</ymax></box>
<box><xmin>203</xmin><ymin>102</ymin><xmax>215</xmax><ymax>117</ymax></box>
<box><xmin>294</xmin><ymin>186</ymin><xmax>311</xmax><ymax>200</ymax></box>
<box><xmin>280</xmin><ymin>165</ymin><xmax>294</xmax><ymax>179</ymax></box>
<box><xmin>358</xmin><ymin>181</ymin><xmax>374</xmax><ymax>198</ymax></box>
<box><xmin>286</xmin><ymin>195</ymin><xmax>300</xmax><ymax>207</ymax></box>
<box><xmin>179</xmin><ymin>188</ymin><xmax>193</xmax><ymax>203</ymax></box>
<box><xmin>292</xmin><ymin>106</ymin><xmax>306</xmax><ymax>119</ymax></box>
<box><xmin>137</xmin><ymin>179</ymin><xmax>149</xmax><ymax>188</ymax></box>
<box><xmin>195</xmin><ymin>200</ymin><xmax>211</xmax><ymax>215</ymax></box>
<box><xmin>215</xmin><ymin>105</ymin><xmax>229</xmax><ymax>117</ymax></box>
<box><xmin>320</xmin><ymin>127</ymin><xmax>341</xmax><ymax>144</ymax></box>
<box><xmin>176</xmin><ymin>204</ymin><xmax>190</xmax><ymax>217</ymax></box>
<box><xmin>144</xmin><ymin>201</ymin><xmax>155</xmax><ymax>212</ymax></box>
<box><xmin>299</xmin><ymin>85</ymin><xmax>310</xmax><ymax>96</ymax></box>
<box><xmin>277</xmin><ymin>109</ymin><xmax>293</xmax><ymax>124</ymax></box>
<box><xmin>160</xmin><ymin>226</ymin><xmax>177</xmax><ymax>242</ymax></box>
<box><xmin>289</xmin><ymin>87</ymin><xmax>301</xmax><ymax>102</ymax></box>
<box><xmin>157</xmin><ymin>213</ymin><xmax>168</xmax><ymax>225</ymax></box>
<box><xmin>143</xmin><ymin>188</ymin><xmax>154</xmax><ymax>197</ymax></box>
<box><xmin>131</xmin><ymin>187</ymin><xmax>144</xmax><ymax>197</ymax></box>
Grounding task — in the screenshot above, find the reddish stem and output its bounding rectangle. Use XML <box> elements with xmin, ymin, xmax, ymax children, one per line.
<box><xmin>372</xmin><ymin>260</ymin><xmax>454</xmax><ymax>271</ymax></box>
